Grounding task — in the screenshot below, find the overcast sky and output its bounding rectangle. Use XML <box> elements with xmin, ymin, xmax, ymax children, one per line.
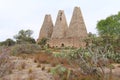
<box><xmin>0</xmin><ymin>0</ymin><xmax>120</xmax><ymax>41</ymax></box>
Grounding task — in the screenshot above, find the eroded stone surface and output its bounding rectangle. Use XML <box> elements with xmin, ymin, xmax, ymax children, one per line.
<box><xmin>51</xmin><ymin>10</ymin><xmax>68</xmax><ymax>39</ymax></box>
<box><xmin>66</xmin><ymin>7</ymin><xmax>87</xmax><ymax>38</ymax></box>
<box><xmin>38</xmin><ymin>14</ymin><xmax>53</xmax><ymax>40</ymax></box>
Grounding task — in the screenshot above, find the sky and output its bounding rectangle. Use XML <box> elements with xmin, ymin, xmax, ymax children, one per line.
<box><xmin>0</xmin><ymin>0</ymin><xmax>120</xmax><ymax>41</ymax></box>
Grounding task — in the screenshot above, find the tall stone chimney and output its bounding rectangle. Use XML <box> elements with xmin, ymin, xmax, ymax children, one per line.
<box><xmin>38</xmin><ymin>14</ymin><xmax>53</xmax><ymax>40</ymax></box>
<box><xmin>51</xmin><ymin>10</ymin><xmax>68</xmax><ymax>39</ymax></box>
<box><xmin>66</xmin><ymin>7</ymin><xmax>87</xmax><ymax>38</ymax></box>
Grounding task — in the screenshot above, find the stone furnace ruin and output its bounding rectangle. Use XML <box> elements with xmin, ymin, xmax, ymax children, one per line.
<box><xmin>38</xmin><ymin>7</ymin><xmax>87</xmax><ymax>48</ymax></box>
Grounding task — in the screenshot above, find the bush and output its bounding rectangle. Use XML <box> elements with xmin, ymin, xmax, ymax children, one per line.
<box><xmin>11</xmin><ymin>44</ymin><xmax>41</xmax><ymax>55</ymax></box>
<box><xmin>0</xmin><ymin>38</ymin><xmax>15</xmax><ymax>46</ymax></box>
<box><xmin>37</xmin><ymin>38</ymin><xmax>48</xmax><ymax>48</ymax></box>
<box><xmin>50</xmin><ymin>65</ymin><xmax>81</xmax><ymax>80</ymax></box>
<box><xmin>62</xmin><ymin>46</ymin><xmax>110</xmax><ymax>80</ymax></box>
<box><xmin>106</xmin><ymin>52</ymin><xmax>120</xmax><ymax>63</ymax></box>
<box><xmin>14</xmin><ymin>29</ymin><xmax>36</xmax><ymax>44</ymax></box>
<box><xmin>50</xmin><ymin>65</ymin><xmax>67</xmax><ymax>80</ymax></box>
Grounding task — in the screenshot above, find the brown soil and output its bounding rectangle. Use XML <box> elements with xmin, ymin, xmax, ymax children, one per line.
<box><xmin>0</xmin><ymin>56</ymin><xmax>54</xmax><ymax>80</ymax></box>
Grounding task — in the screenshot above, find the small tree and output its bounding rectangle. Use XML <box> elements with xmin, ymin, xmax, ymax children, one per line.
<box><xmin>97</xmin><ymin>12</ymin><xmax>120</xmax><ymax>36</ymax></box>
<box><xmin>96</xmin><ymin>12</ymin><xmax>120</xmax><ymax>52</ymax></box>
<box><xmin>14</xmin><ymin>29</ymin><xmax>36</xmax><ymax>44</ymax></box>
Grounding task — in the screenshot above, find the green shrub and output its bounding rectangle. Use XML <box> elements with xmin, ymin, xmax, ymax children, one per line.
<box><xmin>106</xmin><ymin>52</ymin><xmax>120</xmax><ymax>63</ymax></box>
<box><xmin>0</xmin><ymin>38</ymin><xmax>15</xmax><ymax>46</ymax></box>
<box><xmin>50</xmin><ymin>65</ymin><xmax>67</xmax><ymax>79</ymax></box>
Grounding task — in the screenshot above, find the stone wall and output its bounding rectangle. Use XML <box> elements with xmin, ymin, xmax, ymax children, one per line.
<box><xmin>48</xmin><ymin>38</ymin><xmax>86</xmax><ymax>48</ymax></box>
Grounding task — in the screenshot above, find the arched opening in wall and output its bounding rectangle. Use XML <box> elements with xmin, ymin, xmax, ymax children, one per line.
<box><xmin>61</xmin><ymin>43</ymin><xmax>64</xmax><ymax>47</ymax></box>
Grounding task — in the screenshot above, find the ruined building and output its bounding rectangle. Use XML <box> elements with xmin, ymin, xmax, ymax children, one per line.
<box><xmin>38</xmin><ymin>7</ymin><xmax>87</xmax><ymax>48</ymax></box>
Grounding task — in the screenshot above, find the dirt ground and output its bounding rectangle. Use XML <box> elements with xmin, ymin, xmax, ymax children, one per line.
<box><xmin>1</xmin><ymin>56</ymin><xmax>54</xmax><ymax>80</ymax></box>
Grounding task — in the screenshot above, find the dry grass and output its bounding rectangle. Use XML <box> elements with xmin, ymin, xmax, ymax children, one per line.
<box><xmin>34</xmin><ymin>52</ymin><xmax>51</xmax><ymax>64</ymax></box>
<box><xmin>41</xmin><ymin>66</ymin><xmax>45</xmax><ymax>71</ymax></box>
<box><xmin>28</xmin><ymin>68</ymin><xmax>33</xmax><ymax>74</ymax></box>
<box><xmin>21</xmin><ymin>62</ymin><xmax>26</xmax><ymax>69</ymax></box>
<box><xmin>33</xmin><ymin>52</ymin><xmax>71</xmax><ymax>68</ymax></box>
<box><xmin>0</xmin><ymin>48</ymin><xmax>14</xmax><ymax>78</ymax></box>
<box><xmin>37</xmin><ymin>64</ymin><xmax>41</xmax><ymax>68</ymax></box>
